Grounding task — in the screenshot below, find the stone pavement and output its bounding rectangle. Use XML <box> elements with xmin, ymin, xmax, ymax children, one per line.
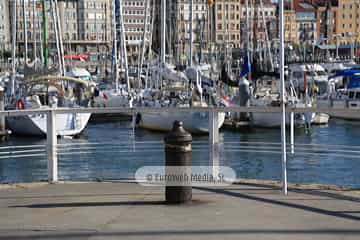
<box><xmin>0</xmin><ymin>181</ymin><xmax>359</xmax><ymax>240</ymax></box>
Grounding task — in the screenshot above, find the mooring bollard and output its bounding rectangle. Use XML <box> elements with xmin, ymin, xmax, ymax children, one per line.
<box><xmin>164</xmin><ymin>121</ymin><xmax>192</xmax><ymax>204</ymax></box>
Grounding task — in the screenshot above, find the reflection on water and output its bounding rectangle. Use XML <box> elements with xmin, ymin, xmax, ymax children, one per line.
<box><xmin>1</xmin><ymin>119</ymin><xmax>360</xmax><ymax>187</ymax></box>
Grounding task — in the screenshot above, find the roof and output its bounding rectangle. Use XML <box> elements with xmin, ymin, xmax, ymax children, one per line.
<box><xmin>308</xmin><ymin>0</ymin><xmax>339</xmax><ymax>7</ymax></box>
<box><xmin>266</xmin><ymin>0</ymin><xmax>338</xmax><ymax>10</ymax></box>
<box><xmin>295</xmin><ymin>1</ymin><xmax>316</xmax><ymax>12</ymax></box>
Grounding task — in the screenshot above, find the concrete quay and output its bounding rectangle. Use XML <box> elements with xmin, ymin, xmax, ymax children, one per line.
<box><xmin>0</xmin><ymin>180</ymin><xmax>359</xmax><ymax>240</ymax></box>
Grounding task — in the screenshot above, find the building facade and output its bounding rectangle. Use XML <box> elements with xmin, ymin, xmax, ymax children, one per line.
<box><xmin>117</xmin><ymin>0</ymin><xmax>152</xmax><ymax>65</ymax></box>
<box><xmin>173</xmin><ymin>0</ymin><xmax>209</xmax><ymax>64</ymax></box>
<box><xmin>152</xmin><ymin>0</ymin><xmax>241</xmax><ymax>64</ymax></box>
<box><xmin>215</xmin><ymin>0</ymin><xmax>241</xmax><ymax>49</ymax></box>
<box><xmin>284</xmin><ymin>9</ymin><xmax>297</xmax><ymax>43</ymax></box>
<box><xmin>294</xmin><ymin>1</ymin><xmax>318</xmax><ymax>45</ymax></box>
<box><xmin>12</xmin><ymin>0</ymin><xmax>112</xmax><ymax>57</ymax></box>
<box><xmin>240</xmin><ymin>0</ymin><xmax>277</xmax><ymax>48</ymax></box>
<box><xmin>336</xmin><ymin>0</ymin><xmax>360</xmax><ymax>45</ymax></box>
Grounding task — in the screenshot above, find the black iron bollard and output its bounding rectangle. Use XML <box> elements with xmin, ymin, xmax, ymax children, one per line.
<box><xmin>164</xmin><ymin>121</ymin><xmax>192</xmax><ymax>204</ymax></box>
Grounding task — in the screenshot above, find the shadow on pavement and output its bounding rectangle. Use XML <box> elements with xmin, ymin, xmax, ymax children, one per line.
<box><xmin>237</xmin><ymin>182</ymin><xmax>360</xmax><ymax>203</ymax></box>
<box><xmin>1</xmin><ymin>229</ymin><xmax>360</xmax><ymax>239</ymax></box>
<box><xmin>11</xmin><ymin>201</ymin><xmax>165</xmax><ymax>208</ymax></box>
<box><xmin>194</xmin><ymin>186</ymin><xmax>360</xmax><ymax>221</ymax></box>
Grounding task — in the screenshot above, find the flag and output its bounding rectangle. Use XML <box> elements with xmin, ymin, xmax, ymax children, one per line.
<box><xmin>103</xmin><ymin>93</ymin><xmax>108</xmax><ymax>100</ymax></box>
<box><xmin>240</xmin><ymin>56</ymin><xmax>251</xmax><ymax>78</ymax></box>
<box><xmin>220</xmin><ymin>96</ymin><xmax>231</xmax><ymax>107</ymax></box>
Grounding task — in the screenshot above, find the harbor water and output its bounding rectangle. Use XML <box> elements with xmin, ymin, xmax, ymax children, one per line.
<box><xmin>1</xmin><ymin>118</ymin><xmax>360</xmax><ymax>188</ymax></box>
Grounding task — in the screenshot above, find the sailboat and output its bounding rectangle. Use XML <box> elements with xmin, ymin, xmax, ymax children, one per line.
<box><xmin>136</xmin><ymin>0</ymin><xmax>225</xmax><ymax>133</ymax></box>
<box><xmin>317</xmin><ymin>68</ymin><xmax>360</xmax><ymax>120</ymax></box>
<box><xmin>6</xmin><ymin>0</ymin><xmax>92</xmax><ymax>137</ymax></box>
<box><xmin>6</xmin><ymin>74</ymin><xmax>93</xmax><ymax>136</ymax></box>
<box><xmin>92</xmin><ymin>0</ymin><xmax>133</xmax><ymax>110</ymax></box>
<box><xmin>249</xmin><ymin>75</ymin><xmax>313</xmax><ymax>128</ymax></box>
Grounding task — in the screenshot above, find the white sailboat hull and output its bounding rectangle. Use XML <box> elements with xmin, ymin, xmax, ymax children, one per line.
<box><xmin>251</xmin><ymin>112</ymin><xmax>313</xmax><ymax>128</ymax></box>
<box><xmin>138</xmin><ymin>111</ymin><xmax>225</xmax><ymax>134</ymax></box>
<box><xmin>318</xmin><ymin>99</ymin><xmax>360</xmax><ymax>120</ymax></box>
<box><xmin>251</xmin><ymin>112</ymin><xmax>288</xmax><ymax>128</ymax></box>
<box><xmin>92</xmin><ymin>90</ymin><xmax>133</xmax><ymax>119</ymax></box>
<box><xmin>93</xmin><ymin>90</ymin><xmax>130</xmax><ymax>108</ymax></box>
<box><xmin>7</xmin><ymin>112</ymin><xmax>91</xmax><ymax>136</ymax></box>
<box><xmin>331</xmin><ymin>112</ymin><xmax>360</xmax><ymax>120</ymax></box>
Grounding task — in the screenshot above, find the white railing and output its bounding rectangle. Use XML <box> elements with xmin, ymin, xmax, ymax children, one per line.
<box><xmin>1</xmin><ymin>106</ymin><xmax>359</xmax><ymax>192</ymax></box>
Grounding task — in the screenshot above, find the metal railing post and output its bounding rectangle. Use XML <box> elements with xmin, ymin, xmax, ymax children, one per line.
<box><xmin>47</xmin><ymin>110</ymin><xmax>58</xmax><ymax>183</ymax></box>
<box><xmin>0</xmin><ymin>89</ymin><xmax>5</xmax><ymax>141</ymax></box>
<box><xmin>279</xmin><ymin>0</ymin><xmax>288</xmax><ymax>195</ymax></box>
<box><xmin>209</xmin><ymin>109</ymin><xmax>219</xmax><ymax>177</ymax></box>
<box><xmin>290</xmin><ymin>111</ymin><xmax>295</xmax><ymax>155</ymax></box>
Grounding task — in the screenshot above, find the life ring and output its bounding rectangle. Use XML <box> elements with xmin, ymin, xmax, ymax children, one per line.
<box><xmin>17</xmin><ymin>99</ymin><xmax>25</xmax><ymax>110</ymax></box>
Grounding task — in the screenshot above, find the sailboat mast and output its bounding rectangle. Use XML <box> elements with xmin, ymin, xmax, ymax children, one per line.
<box><xmin>145</xmin><ymin>0</ymin><xmax>156</xmax><ymax>89</ymax></box>
<box><xmin>160</xmin><ymin>0</ymin><xmax>166</xmax><ymax>66</ymax></box>
<box><xmin>33</xmin><ymin>0</ymin><xmax>37</xmax><ymax>62</ymax></box>
<box><xmin>10</xmin><ymin>0</ymin><xmax>17</xmax><ymax>97</ymax></box>
<box><xmin>118</xmin><ymin>0</ymin><xmax>130</xmax><ymax>93</ymax></box>
<box><xmin>50</xmin><ymin>0</ymin><xmax>62</xmax><ymax>75</ymax></box>
<box><xmin>54</xmin><ymin>0</ymin><xmax>65</xmax><ymax>75</ymax></box>
<box><xmin>41</xmin><ymin>0</ymin><xmax>48</xmax><ymax>67</ymax></box>
<box><xmin>138</xmin><ymin>0</ymin><xmax>150</xmax><ymax>88</ymax></box>
<box><xmin>189</xmin><ymin>0</ymin><xmax>193</xmax><ymax>66</ymax></box>
<box><xmin>22</xmin><ymin>0</ymin><xmax>28</xmax><ymax>62</ymax></box>
<box><xmin>112</xmin><ymin>0</ymin><xmax>119</xmax><ymax>93</ymax></box>
<box><xmin>245</xmin><ymin>0</ymin><xmax>251</xmax><ymax>81</ymax></box>
<box><xmin>259</xmin><ymin>0</ymin><xmax>274</xmax><ymax>71</ymax></box>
